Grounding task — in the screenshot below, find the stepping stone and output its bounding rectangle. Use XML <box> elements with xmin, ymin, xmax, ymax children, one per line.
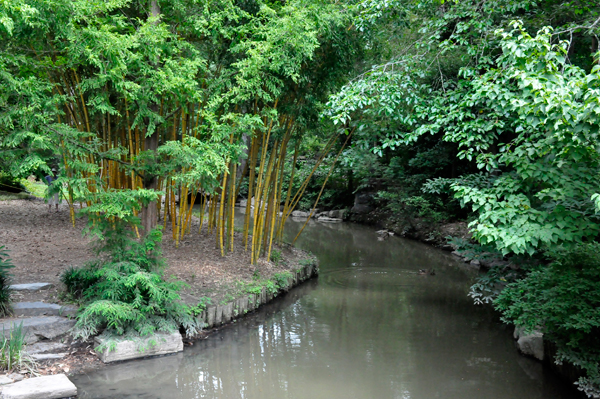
<box><xmin>26</xmin><ymin>342</ymin><xmax>68</xmax><ymax>354</ymax></box>
<box><xmin>95</xmin><ymin>331</ymin><xmax>183</xmax><ymax>363</ymax></box>
<box><xmin>0</xmin><ymin>375</ymin><xmax>13</xmax><ymax>385</ymax></box>
<box><xmin>9</xmin><ymin>283</ymin><xmax>53</xmax><ymax>291</ymax></box>
<box><xmin>0</xmin><ymin>317</ymin><xmax>75</xmax><ymax>344</ymax></box>
<box><xmin>1</xmin><ymin>374</ymin><xmax>77</xmax><ymax>399</ymax></box>
<box><xmin>30</xmin><ymin>353</ymin><xmax>67</xmax><ymax>361</ymax></box>
<box><xmin>12</xmin><ymin>302</ymin><xmax>77</xmax><ymax>317</ymax></box>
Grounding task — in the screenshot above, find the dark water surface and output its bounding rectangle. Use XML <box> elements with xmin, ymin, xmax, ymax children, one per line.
<box><xmin>72</xmin><ymin>217</ymin><xmax>575</xmax><ymax>398</ymax></box>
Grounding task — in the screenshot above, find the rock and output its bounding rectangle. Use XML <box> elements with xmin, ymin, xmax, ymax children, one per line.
<box><xmin>291</xmin><ymin>210</ymin><xmax>310</xmax><ymax>218</ymax></box>
<box><xmin>350</xmin><ymin>204</ymin><xmax>372</xmax><ymax>214</ymax></box>
<box><xmin>1</xmin><ymin>374</ymin><xmax>77</xmax><ymax>399</ymax></box>
<box><xmin>30</xmin><ymin>353</ymin><xmax>67</xmax><ymax>360</ymax></box>
<box><xmin>0</xmin><ymin>317</ymin><xmax>75</xmax><ymax>344</ymax></box>
<box><xmin>317</xmin><ymin>217</ymin><xmax>342</xmax><ymax>223</ymax></box>
<box><xmin>9</xmin><ymin>283</ymin><xmax>52</xmax><ymax>291</ymax></box>
<box><xmin>25</xmin><ymin>342</ymin><xmax>68</xmax><ymax>354</ymax></box>
<box><xmin>327</xmin><ymin>209</ymin><xmax>346</xmax><ymax>219</ymax></box>
<box><xmin>351</xmin><ymin>192</ymin><xmax>374</xmax><ymax>214</ymax></box>
<box><xmin>376</xmin><ymin>230</ymin><xmax>388</xmax><ymax>236</ymax></box>
<box><xmin>95</xmin><ymin>331</ymin><xmax>184</xmax><ymax>363</ymax></box>
<box><xmin>12</xmin><ymin>302</ymin><xmax>77</xmax><ymax>317</ymax></box>
<box><xmin>6</xmin><ymin>374</ymin><xmax>23</xmax><ymax>382</ymax></box>
<box><xmin>239</xmin><ymin>199</ymin><xmax>247</xmax><ymax>207</ymax></box>
<box><xmin>514</xmin><ymin>326</ymin><xmax>544</xmax><ymax>361</ymax></box>
<box><xmin>0</xmin><ymin>375</ymin><xmax>13</xmax><ymax>385</ymax></box>
<box><xmin>470</xmin><ymin>259</ymin><xmax>481</xmax><ymax>268</ymax></box>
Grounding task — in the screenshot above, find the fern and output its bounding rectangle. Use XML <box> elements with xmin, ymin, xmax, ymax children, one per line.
<box><xmin>65</xmin><ymin>219</ymin><xmax>199</xmax><ymax>340</ymax></box>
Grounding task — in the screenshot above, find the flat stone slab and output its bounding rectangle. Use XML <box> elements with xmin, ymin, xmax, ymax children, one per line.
<box><xmin>317</xmin><ymin>217</ymin><xmax>342</xmax><ymax>222</ymax></box>
<box><xmin>12</xmin><ymin>302</ymin><xmax>77</xmax><ymax>318</ymax></box>
<box><xmin>0</xmin><ymin>317</ymin><xmax>75</xmax><ymax>344</ymax></box>
<box><xmin>9</xmin><ymin>283</ymin><xmax>53</xmax><ymax>291</ymax></box>
<box><xmin>26</xmin><ymin>342</ymin><xmax>68</xmax><ymax>354</ymax></box>
<box><xmin>30</xmin><ymin>353</ymin><xmax>67</xmax><ymax>361</ymax></box>
<box><xmin>1</xmin><ymin>374</ymin><xmax>77</xmax><ymax>399</ymax></box>
<box><xmin>95</xmin><ymin>331</ymin><xmax>183</xmax><ymax>363</ymax></box>
<box><xmin>0</xmin><ymin>375</ymin><xmax>13</xmax><ymax>385</ymax></box>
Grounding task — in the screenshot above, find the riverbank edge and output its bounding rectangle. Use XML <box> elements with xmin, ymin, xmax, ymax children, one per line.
<box><xmin>193</xmin><ymin>259</ymin><xmax>319</xmax><ymax>331</ymax></box>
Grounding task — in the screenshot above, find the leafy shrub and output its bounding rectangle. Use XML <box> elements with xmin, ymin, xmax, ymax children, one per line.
<box><xmin>270</xmin><ymin>249</ymin><xmax>282</xmax><ymax>264</ymax></box>
<box><xmin>65</xmin><ymin>219</ymin><xmax>199</xmax><ymax>340</ymax></box>
<box><xmin>376</xmin><ymin>190</ymin><xmax>449</xmax><ymax>224</ymax></box>
<box><xmin>495</xmin><ymin>243</ymin><xmax>600</xmax><ymax>397</ymax></box>
<box><xmin>0</xmin><ymin>322</ymin><xmax>36</xmax><ymax>372</ymax></box>
<box><xmin>272</xmin><ymin>271</ymin><xmax>292</xmax><ymax>291</ymax></box>
<box><xmin>0</xmin><ymin>246</ymin><xmax>14</xmax><ymax>317</ymax></box>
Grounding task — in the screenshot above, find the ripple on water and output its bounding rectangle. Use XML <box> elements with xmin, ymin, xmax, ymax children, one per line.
<box><xmin>320</xmin><ymin>267</ymin><xmax>421</xmax><ymax>289</ymax></box>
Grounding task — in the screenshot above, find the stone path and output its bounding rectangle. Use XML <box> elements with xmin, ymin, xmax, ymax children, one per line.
<box><xmin>0</xmin><ymin>374</ymin><xmax>77</xmax><ymax>399</ymax></box>
<box><xmin>0</xmin><ymin>285</ymin><xmax>79</xmax><ymax>398</ymax></box>
<box><xmin>11</xmin><ymin>302</ymin><xmax>77</xmax><ymax>318</ymax></box>
<box><xmin>0</xmin><ymin>316</ymin><xmax>75</xmax><ymax>344</ymax></box>
<box><xmin>9</xmin><ymin>284</ymin><xmax>53</xmax><ymax>292</ymax></box>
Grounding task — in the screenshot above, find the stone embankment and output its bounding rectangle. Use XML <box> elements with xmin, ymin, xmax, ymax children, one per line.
<box><xmin>95</xmin><ymin>260</ymin><xmax>319</xmax><ymax>363</ymax></box>
<box><xmin>0</xmin><ymin>260</ymin><xmax>319</xmax><ymax>397</ymax></box>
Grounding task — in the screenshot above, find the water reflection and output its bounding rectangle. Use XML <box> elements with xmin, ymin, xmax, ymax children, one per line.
<box><xmin>73</xmin><ymin>216</ymin><xmax>575</xmax><ymax>399</ymax></box>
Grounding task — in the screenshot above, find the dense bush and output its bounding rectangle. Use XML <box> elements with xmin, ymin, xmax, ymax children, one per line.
<box><xmin>0</xmin><ymin>246</ymin><xmax>14</xmax><ymax>317</ymax></box>
<box><xmin>63</xmin><ymin>220</ymin><xmax>199</xmax><ymax>340</ymax></box>
<box><xmin>495</xmin><ymin>243</ymin><xmax>600</xmax><ymax>397</ymax></box>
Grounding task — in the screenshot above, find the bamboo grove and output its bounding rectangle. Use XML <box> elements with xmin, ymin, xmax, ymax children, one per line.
<box><xmin>0</xmin><ymin>0</ymin><xmax>360</xmax><ymax>263</ymax></box>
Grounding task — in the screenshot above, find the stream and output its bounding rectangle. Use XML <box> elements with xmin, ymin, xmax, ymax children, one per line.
<box><xmin>72</xmin><ymin>217</ymin><xmax>575</xmax><ymax>398</ymax></box>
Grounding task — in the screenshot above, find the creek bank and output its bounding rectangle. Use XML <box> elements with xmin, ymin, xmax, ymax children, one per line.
<box><xmin>94</xmin><ymin>259</ymin><xmax>319</xmax><ymax>363</ymax></box>
<box><xmin>0</xmin><ymin>198</ymin><xmax>319</xmax><ymax>376</ymax></box>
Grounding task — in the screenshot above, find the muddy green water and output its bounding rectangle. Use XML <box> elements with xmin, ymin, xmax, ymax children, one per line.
<box><xmin>72</xmin><ymin>218</ymin><xmax>575</xmax><ymax>398</ymax></box>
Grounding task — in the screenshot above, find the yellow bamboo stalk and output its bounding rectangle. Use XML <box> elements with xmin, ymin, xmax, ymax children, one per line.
<box><xmin>218</xmin><ymin>167</ymin><xmax>229</xmax><ymax>256</ymax></box>
<box><xmin>266</xmin><ymin>151</ymin><xmax>282</xmax><ymax>260</ymax></box>
<box><xmin>198</xmin><ymin>193</ymin><xmax>207</xmax><ymax>234</ymax></box>
<box><xmin>254</xmin><ymin>141</ymin><xmax>278</xmax><ymax>262</ymax></box>
<box><xmin>278</xmin><ymin>141</ymin><xmax>299</xmax><ymax>242</ymax></box>
<box><xmin>293</xmin><ymin>130</ymin><xmax>354</xmax><ymax>243</ymax></box>
<box><xmin>243</xmin><ymin>134</ymin><xmax>260</xmax><ymax>249</ymax></box>
<box><xmin>250</xmin><ymin>130</ymin><xmax>271</xmax><ymax>263</ymax></box>
<box><xmin>229</xmin><ymin>162</ymin><xmax>237</xmax><ymax>252</ymax></box>
<box><xmin>170</xmin><ymin>184</ymin><xmax>178</xmax><ymax>240</ymax></box>
<box><xmin>283</xmin><ymin>133</ymin><xmax>339</xmax><ymax>222</ymax></box>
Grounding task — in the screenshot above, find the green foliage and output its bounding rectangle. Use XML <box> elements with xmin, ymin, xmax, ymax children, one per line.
<box><xmin>65</xmin><ymin>219</ymin><xmax>198</xmax><ymax>340</ymax></box>
<box><xmin>326</xmin><ymin>1</ymin><xmax>600</xmax><ymax>257</ymax></box>
<box><xmin>272</xmin><ymin>271</ymin><xmax>292</xmax><ymax>291</ymax></box>
<box><xmin>377</xmin><ymin>191</ymin><xmax>449</xmax><ymax>224</ymax></box>
<box><xmin>0</xmin><ymin>322</ymin><xmax>35</xmax><ymax>373</ymax></box>
<box><xmin>495</xmin><ymin>243</ymin><xmax>600</xmax><ymax>397</ymax></box>
<box><xmin>0</xmin><ymin>246</ymin><xmax>14</xmax><ymax>317</ymax></box>
<box><xmin>270</xmin><ymin>249</ymin><xmax>282</xmax><ymax>265</ymax></box>
<box><xmin>189</xmin><ymin>297</ymin><xmax>212</xmax><ymax>316</ymax></box>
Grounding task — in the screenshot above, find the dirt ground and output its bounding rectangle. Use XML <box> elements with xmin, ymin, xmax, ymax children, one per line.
<box><xmin>0</xmin><ymin>197</ymin><xmax>311</xmax><ymax>376</ymax></box>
